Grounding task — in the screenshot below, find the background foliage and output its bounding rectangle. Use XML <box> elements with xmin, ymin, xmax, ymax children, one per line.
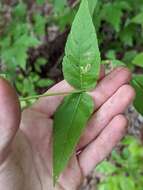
<box><xmin>0</xmin><ymin>0</ymin><xmax>143</xmax><ymax>189</ymax></box>
<box><xmin>96</xmin><ymin>136</ymin><xmax>143</xmax><ymax>190</ymax></box>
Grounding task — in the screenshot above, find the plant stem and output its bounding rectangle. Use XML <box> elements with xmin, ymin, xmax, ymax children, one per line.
<box><xmin>19</xmin><ymin>89</ymin><xmax>85</xmax><ymax>102</ymax></box>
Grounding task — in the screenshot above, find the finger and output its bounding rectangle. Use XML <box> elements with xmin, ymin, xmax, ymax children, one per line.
<box><xmin>0</xmin><ymin>78</ymin><xmax>20</xmax><ymax>164</ymax></box>
<box><xmin>79</xmin><ymin>114</ymin><xmax>128</xmax><ymax>176</ymax></box>
<box><xmin>32</xmin><ymin>67</ymin><xmax>131</xmax><ymax>117</ymax></box>
<box><xmin>89</xmin><ymin>67</ymin><xmax>131</xmax><ymax>108</ymax></box>
<box><xmin>78</xmin><ymin>84</ymin><xmax>135</xmax><ymax>149</ymax></box>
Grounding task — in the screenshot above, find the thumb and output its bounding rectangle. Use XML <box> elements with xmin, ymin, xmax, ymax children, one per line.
<box><xmin>0</xmin><ymin>78</ymin><xmax>21</xmax><ymax>164</ymax></box>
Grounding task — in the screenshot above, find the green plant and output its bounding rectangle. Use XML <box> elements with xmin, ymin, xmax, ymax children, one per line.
<box><xmin>91</xmin><ymin>0</ymin><xmax>143</xmax><ymax>115</ymax></box>
<box><xmin>0</xmin><ymin>2</ymin><xmax>40</xmax><ymax>73</ymax></box>
<box><xmin>0</xmin><ymin>1</ymin><xmax>54</xmax><ymax>102</ymax></box>
<box><xmin>53</xmin><ymin>0</ymin><xmax>100</xmax><ymax>183</ymax></box>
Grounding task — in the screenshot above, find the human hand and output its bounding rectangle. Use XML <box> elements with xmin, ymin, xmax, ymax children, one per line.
<box><xmin>0</xmin><ymin>67</ymin><xmax>135</xmax><ymax>190</ymax></box>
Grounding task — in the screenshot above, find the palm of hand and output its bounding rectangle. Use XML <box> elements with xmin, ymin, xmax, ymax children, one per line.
<box><xmin>0</xmin><ymin>68</ymin><xmax>135</xmax><ymax>190</ymax></box>
<box><xmin>0</xmin><ymin>108</ymin><xmax>82</xmax><ymax>190</ymax></box>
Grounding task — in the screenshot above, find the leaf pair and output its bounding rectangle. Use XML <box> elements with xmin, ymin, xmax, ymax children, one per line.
<box><xmin>53</xmin><ymin>0</ymin><xmax>101</xmax><ymax>183</ymax></box>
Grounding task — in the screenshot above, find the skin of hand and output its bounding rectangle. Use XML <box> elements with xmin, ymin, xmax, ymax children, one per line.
<box><xmin>0</xmin><ymin>67</ymin><xmax>135</xmax><ymax>190</ymax></box>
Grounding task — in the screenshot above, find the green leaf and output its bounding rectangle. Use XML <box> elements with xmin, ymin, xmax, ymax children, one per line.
<box><xmin>122</xmin><ymin>135</ymin><xmax>136</xmax><ymax>146</ymax></box>
<box><xmin>14</xmin><ymin>47</ymin><xmax>28</xmax><ymax>70</ymax></box>
<box><xmin>35</xmin><ymin>58</ymin><xmax>47</xmax><ymax>72</ymax></box>
<box><xmin>36</xmin><ymin>0</ymin><xmax>45</xmax><ymax>5</ymax></box>
<box><xmin>131</xmin><ymin>75</ymin><xmax>143</xmax><ymax>115</ymax></box>
<box><xmin>2</xmin><ymin>47</ymin><xmax>23</xmax><ymax>71</ymax></box>
<box><xmin>131</xmin><ymin>12</ymin><xmax>143</xmax><ymax>25</ymax></box>
<box><xmin>37</xmin><ymin>79</ymin><xmax>54</xmax><ymax>87</ymax></box>
<box><xmin>53</xmin><ymin>0</ymin><xmax>67</xmax><ymax>14</ymax></box>
<box><xmin>98</xmin><ymin>183</ymin><xmax>110</xmax><ymax>190</ymax></box>
<box><xmin>63</xmin><ymin>0</ymin><xmax>101</xmax><ymax>90</ymax></box>
<box><xmin>119</xmin><ymin>25</ymin><xmax>135</xmax><ymax>46</ymax></box>
<box><xmin>117</xmin><ymin>1</ymin><xmax>132</xmax><ymax>11</ymax></box>
<box><xmin>96</xmin><ymin>161</ymin><xmax>117</xmax><ymax>175</ymax></box>
<box><xmin>13</xmin><ymin>2</ymin><xmax>27</xmax><ymax>20</ymax></box>
<box><xmin>33</xmin><ymin>14</ymin><xmax>47</xmax><ymax>35</ymax></box>
<box><xmin>15</xmin><ymin>34</ymin><xmax>40</xmax><ymax>47</ymax></box>
<box><xmin>56</xmin><ymin>8</ymin><xmax>76</xmax><ymax>31</ymax></box>
<box><xmin>111</xmin><ymin>150</ymin><xmax>125</xmax><ymax>165</ymax></box>
<box><xmin>53</xmin><ymin>93</ymin><xmax>94</xmax><ymax>183</ymax></box>
<box><xmin>119</xmin><ymin>175</ymin><xmax>135</xmax><ymax>190</ymax></box>
<box><xmin>100</xmin><ymin>3</ymin><xmax>123</xmax><ymax>32</ymax></box>
<box><xmin>123</xmin><ymin>50</ymin><xmax>137</xmax><ymax>65</ymax></box>
<box><xmin>106</xmin><ymin>50</ymin><xmax>116</xmax><ymax>60</ymax></box>
<box><xmin>88</xmin><ymin>0</ymin><xmax>98</xmax><ymax>16</ymax></box>
<box><xmin>104</xmin><ymin>176</ymin><xmax>120</xmax><ymax>190</ymax></box>
<box><xmin>132</xmin><ymin>53</ymin><xmax>143</xmax><ymax>68</ymax></box>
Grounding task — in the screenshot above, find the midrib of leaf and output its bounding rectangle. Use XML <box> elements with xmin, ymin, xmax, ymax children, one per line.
<box><xmin>54</xmin><ymin>93</ymin><xmax>83</xmax><ymax>182</ymax></box>
<box><xmin>71</xmin><ymin>33</ymin><xmax>83</xmax><ymax>89</ymax></box>
<box><xmin>62</xmin><ymin>93</ymin><xmax>82</xmax><ymax>154</ymax></box>
<box><xmin>70</xmin><ymin>36</ymin><xmax>90</xmax><ymax>90</ymax></box>
<box><xmin>79</xmin><ymin>59</ymin><xmax>83</xmax><ymax>89</ymax></box>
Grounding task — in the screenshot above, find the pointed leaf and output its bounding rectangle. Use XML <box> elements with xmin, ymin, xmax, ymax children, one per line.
<box><xmin>132</xmin><ymin>53</ymin><xmax>143</xmax><ymax>68</ymax></box>
<box><xmin>131</xmin><ymin>12</ymin><xmax>143</xmax><ymax>25</ymax></box>
<box><xmin>53</xmin><ymin>93</ymin><xmax>94</xmax><ymax>182</ymax></box>
<box><xmin>63</xmin><ymin>0</ymin><xmax>101</xmax><ymax>90</ymax></box>
<box><xmin>131</xmin><ymin>75</ymin><xmax>143</xmax><ymax>115</ymax></box>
